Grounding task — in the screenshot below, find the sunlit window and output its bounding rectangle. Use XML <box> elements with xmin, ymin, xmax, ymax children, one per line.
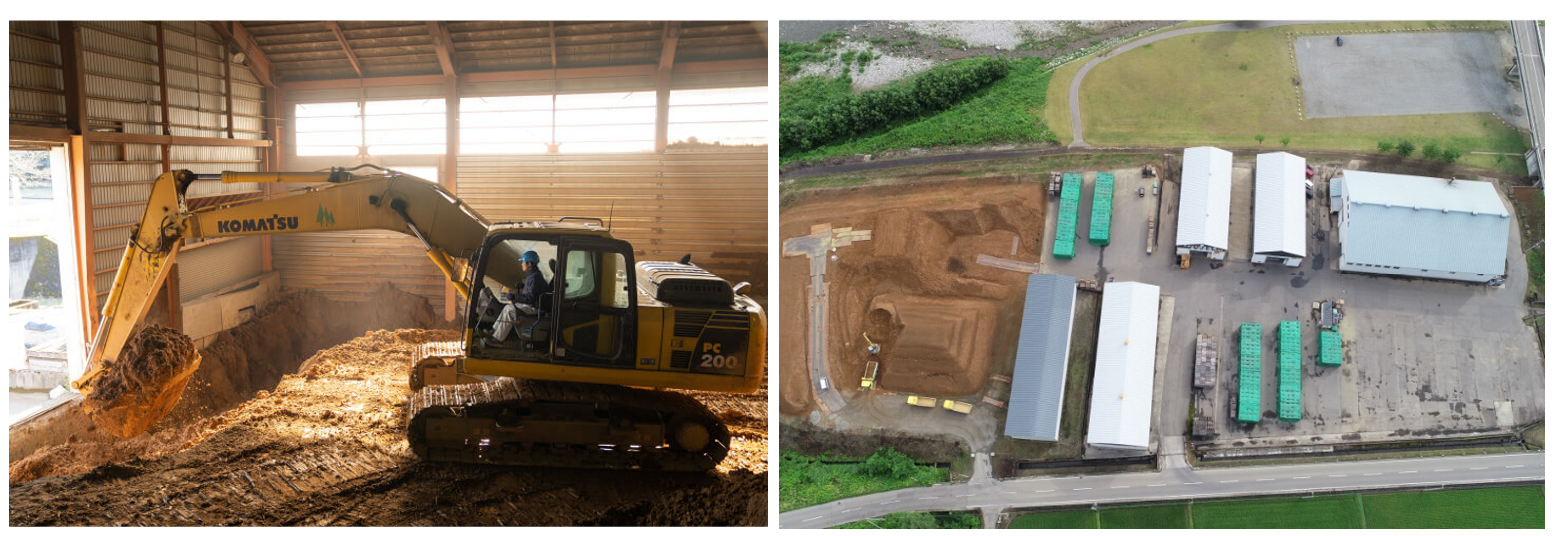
<box><xmin>668</xmin><ymin>87</ymin><xmax>768</xmax><ymax>148</ymax></box>
<box><xmin>461</xmin><ymin>91</ymin><xmax>656</xmax><ymax>154</ymax></box>
<box><xmin>294</xmin><ymin>102</ymin><xmax>360</xmax><ymax>156</ymax></box>
<box><xmin>294</xmin><ymin>100</ymin><xmax>446</xmax><ymax>156</ymax></box>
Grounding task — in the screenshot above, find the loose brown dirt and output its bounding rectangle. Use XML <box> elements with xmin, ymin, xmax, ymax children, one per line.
<box><xmin>8</xmin><ymin>328</ymin><xmax>769</xmax><ymax>526</ymax></box>
<box><xmin>80</xmin><ymin>325</ymin><xmax>200</xmax><ymax>438</ymax></box>
<box><xmin>779</xmin><ymin>175</ymin><xmax>1045</xmax><ymax>416</ymax></box>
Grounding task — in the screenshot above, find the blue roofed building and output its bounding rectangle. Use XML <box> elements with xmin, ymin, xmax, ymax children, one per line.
<box><xmin>1335</xmin><ymin>170</ymin><xmax>1511</xmax><ymax>284</ymax></box>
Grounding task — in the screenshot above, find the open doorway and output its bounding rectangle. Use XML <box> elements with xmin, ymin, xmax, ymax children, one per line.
<box><xmin>9</xmin><ymin>142</ymin><xmax>85</xmax><ymax>424</ymax></box>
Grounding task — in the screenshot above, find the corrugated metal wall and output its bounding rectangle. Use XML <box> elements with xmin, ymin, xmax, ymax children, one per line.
<box><xmin>177</xmin><ymin>237</ymin><xmax>263</xmax><ymax>300</ymax></box>
<box><xmin>272</xmin><ymin>229</ymin><xmax>449</xmax><ymax>306</ymax></box>
<box><xmin>9</xmin><ymin>21</ymin><xmax>272</xmax><ymax>314</ymax></box>
<box><xmin>458</xmin><ymin>151</ymin><xmax>767</xmax><ymax>291</ymax></box>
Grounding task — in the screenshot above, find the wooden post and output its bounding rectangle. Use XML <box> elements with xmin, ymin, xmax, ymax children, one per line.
<box><xmin>60</xmin><ymin>22</ymin><xmax>100</xmax><ymax>337</ymax></box>
<box><xmin>223</xmin><ymin>39</ymin><xmax>235</xmax><ymax>139</ymax></box>
<box><xmin>442</xmin><ymin>76</ymin><xmax>460</xmax><ymax>320</ymax></box>
<box><xmin>654</xmin><ymin>22</ymin><xmax>680</xmax><ymax>153</ymax></box>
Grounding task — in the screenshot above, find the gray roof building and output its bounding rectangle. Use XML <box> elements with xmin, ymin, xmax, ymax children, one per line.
<box><xmin>1337</xmin><ymin>170</ymin><xmax>1511</xmax><ymax>282</ymax></box>
<box><xmin>1004</xmin><ymin>274</ymin><xmax>1078</xmax><ymax>442</ymax></box>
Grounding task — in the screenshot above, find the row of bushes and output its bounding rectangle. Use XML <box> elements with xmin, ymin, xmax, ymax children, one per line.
<box><xmin>779</xmin><ymin>56</ymin><xmax>1013</xmax><ymax>155</ymax></box>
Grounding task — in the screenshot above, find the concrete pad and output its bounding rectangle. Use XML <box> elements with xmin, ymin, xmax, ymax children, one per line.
<box><xmin>1295</xmin><ymin>32</ymin><xmax>1527</xmax><ymax>126</ymax></box>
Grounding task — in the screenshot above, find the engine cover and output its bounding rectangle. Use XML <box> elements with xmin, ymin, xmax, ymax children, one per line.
<box><xmin>637</xmin><ymin>261</ymin><xmax>734</xmax><ymax>306</ymax></box>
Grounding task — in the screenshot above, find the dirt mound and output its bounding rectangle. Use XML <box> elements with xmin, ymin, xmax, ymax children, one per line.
<box><xmin>80</xmin><ymin>326</ymin><xmax>201</xmax><ymax>438</ymax></box>
<box><xmin>10</xmin><ymin>283</ymin><xmax>456</xmax><ymax>483</ymax></box>
<box><xmin>9</xmin><ymin>328</ymin><xmax>768</xmax><ymax>526</ymax></box>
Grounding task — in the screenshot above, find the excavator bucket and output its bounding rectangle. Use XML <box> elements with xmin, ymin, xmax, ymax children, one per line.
<box><xmin>79</xmin><ymin>326</ymin><xmax>201</xmax><ymax>438</ymax></box>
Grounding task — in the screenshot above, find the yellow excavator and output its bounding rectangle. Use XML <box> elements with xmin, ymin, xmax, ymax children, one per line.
<box><xmin>71</xmin><ymin>165</ymin><xmax>764</xmax><ymax>471</ymax></box>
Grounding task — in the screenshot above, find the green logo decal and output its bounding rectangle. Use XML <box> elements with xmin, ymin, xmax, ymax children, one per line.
<box><xmin>316</xmin><ymin>204</ymin><xmax>336</xmax><ymax>227</ymax></box>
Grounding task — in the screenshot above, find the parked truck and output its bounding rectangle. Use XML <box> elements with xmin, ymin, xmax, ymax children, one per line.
<box><xmin>907</xmin><ymin>395</ymin><xmax>937</xmax><ymax>408</ymax></box>
<box><xmin>942</xmin><ymin>400</ymin><xmax>974</xmax><ymax>414</ymax></box>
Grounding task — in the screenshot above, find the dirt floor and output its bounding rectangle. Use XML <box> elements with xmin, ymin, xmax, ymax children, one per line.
<box><xmin>9</xmin><ymin>328</ymin><xmax>768</xmax><ymax>526</ymax></box>
<box><xmin>10</xmin><ymin>285</ymin><xmax>767</xmax><ymax>526</ymax></box>
<box><xmin>779</xmin><ymin>176</ymin><xmax>1046</xmax><ymax>417</ymax></box>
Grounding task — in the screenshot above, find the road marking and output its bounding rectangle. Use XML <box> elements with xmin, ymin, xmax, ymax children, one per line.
<box><xmin>1002</xmin><ymin>491</ymin><xmax>1017</xmax><ymax>495</ymax></box>
<box><xmin>1111</xmin><ymin>486</ymin><xmax>1130</xmax><ymax>489</ymax></box>
<box><xmin>1148</xmin><ymin>484</ymin><xmax>1167</xmax><ymax>487</ymax></box>
<box><xmin>1469</xmin><ymin>467</ymin><xmax>1488</xmax><ymax>471</ymax></box>
<box><xmin>842</xmin><ymin>507</ymin><xmax>860</xmax><ymax>513</ymax></box>
<box><xmin>1293</xmin><ymin>476</ymin><xmax>1311</xmax><ymax>480</ymax></box>
<box><xmin>882</xmin><ymin>500</ymin><xmax>900</xmax><ymax>505</ymax></box>
<box><xmin>1073</xmin><ymin>487</ymin><xmax>1092</xmax><ymax>491</ymax></box>
<box><xmin>1183</xmin><ymin>482</ymin><xmax>1203</xmax><ymax>485</ymax></box>
<box><xmin>1255</xmin><ymin>478</ymin><xmax>1275</xmax><ymax>482</ymax></box>
<box><xmin>1433</xmin><ymin>469</ymin><xmax>1451</xmax><ymax>472</ymax></box>
<box><xmin>958</xmin><ymin>494</ymin><xmax>976</xmax><ymax>498</ymax></box>
<box><xmin>1037</xmin><ymin>490</ymin><xmax>1057</xmax><ymax>493</ymax></box>
<box><xmin>804</xmin><ymin>516</ymin><xmax>822</xmax><ymax>522</ymax></box>
<box><xmin>1328</xmin><ymin>474</ymin><xmax>1346</xmax><ymax>478</ymax></box>
<box><xmin>919</xmin><ymin>497</ymin><xmax>939</xmax><ymax>501</ymax></box>
<box><xmin>1400</xmin><ymin>470</ymin><xmax>1417</xmax><ymax>474</ymax></box>
<box><xmin>1506</xmin><ymin>465</ymin><xmax>1524</xmax><ymax>469</ymax></box>
<box><xmin>1363</xmin><ymin>473</ymin><xmax>1381</xmax><ymax>476</ymax></box>
<box><xmin>1219</xmin><ymin>480</ymin><xmax>1239</xmax><ymax>483</ymax></box>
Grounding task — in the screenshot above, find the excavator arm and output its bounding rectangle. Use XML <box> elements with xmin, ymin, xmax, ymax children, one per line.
<box><xmin>74</xmin><ymin>167</ymin><xmax>490</xmax><ymax>397</ymax></box>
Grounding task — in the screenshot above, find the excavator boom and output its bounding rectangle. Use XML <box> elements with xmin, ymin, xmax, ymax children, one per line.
<box><xmin>75</xmin><ymin>168</ymin><xmax>489</xmax><ymax>397</ymax></box>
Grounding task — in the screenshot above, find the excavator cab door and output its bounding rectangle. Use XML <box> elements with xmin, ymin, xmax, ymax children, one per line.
<box><xmin>553</xmin><ymin>237</ymin><xmax>636</xmax><ymax>365</ymax></box>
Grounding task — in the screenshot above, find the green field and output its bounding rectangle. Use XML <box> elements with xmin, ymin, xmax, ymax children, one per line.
<box><xmin>781</xmin><ymin>57</ymin><xmax>1056</xmax><ymax>165</ymax></box>
<box><xmin>1071</xmin><ymin>21</ymin><xmax>1526</xmax><ymax>157</ymax></box>
<box><xmin>779</xmin><ymin>448</ymin><xmax>950</xmax><ymax>512</ymax></box>
<box><xmin>835</xmin><ymin>511</ymin><xmax>982</xmax><ymax>529</ymax></box>
<box><xmin>1362</xmin><ymin>486</ymin><xmax>1546</xmax><ymax>529</ymax></box>
<box><xmin>1006</xmin><ymin>486</ymin><xmax>1543</xmax><ymax>529</ymax></box>
<box><xmin>1100</xmin><ymin>503</ymin><xmax>1188</xmax><ymax>529</ymax></box>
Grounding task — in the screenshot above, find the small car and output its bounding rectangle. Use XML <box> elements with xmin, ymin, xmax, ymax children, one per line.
<box><xmin>1137</xmin><ymin>187</ymin><xmax>1145</xmax><ymax>198</ymax></box>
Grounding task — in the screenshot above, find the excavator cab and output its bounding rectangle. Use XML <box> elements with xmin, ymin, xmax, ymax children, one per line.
<box><xmin>465</xmin><ymin>225</ymin><xmax>636</xmax><ymax>367</ymax></box>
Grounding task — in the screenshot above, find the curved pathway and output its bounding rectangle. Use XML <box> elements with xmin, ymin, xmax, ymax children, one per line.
<box><xmin>1068</xmin><ymin>21</ymin><xmax>1347</xmax><ymax>147</ymax></box>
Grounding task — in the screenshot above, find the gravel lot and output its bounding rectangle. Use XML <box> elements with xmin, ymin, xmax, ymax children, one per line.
<box><xmin>1295</xmin><ymin>31</ymin><xmax>1528</xmax><ymax>126</ymax></box>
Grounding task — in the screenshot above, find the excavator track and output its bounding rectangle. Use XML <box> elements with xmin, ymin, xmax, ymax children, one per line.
<box><xmin>406</xmin><ymin>377</ymin><xmax>730</xmax><ymax>472</ymax></box>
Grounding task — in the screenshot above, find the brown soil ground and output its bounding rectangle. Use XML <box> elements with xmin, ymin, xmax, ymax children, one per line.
<box><xmin>9</xmin><ymin>328</ymin><xmax>768</xmax><ymax>526</ymax></box>
<box><xmin>779</xmin><ymin>176</ymin><xmax>1045</xmax><ymax>416</ymax></box>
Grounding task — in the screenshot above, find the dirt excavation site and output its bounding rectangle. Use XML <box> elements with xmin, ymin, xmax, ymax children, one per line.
<box><xmin>780</xmin><ymin>175</ymin><xmax>1045</xmax><ymax>429</ymax></box>
<box><xmin>9</xmin><ymin>287</ymin><xmax>767</xmax><ymax>526</ymax></box>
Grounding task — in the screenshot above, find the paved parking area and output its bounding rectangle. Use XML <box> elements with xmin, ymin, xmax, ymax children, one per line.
<box><xmin>1294</xmin><ymin>31</ymin><xmax>1527</xmax><ymax>125</ymax></box>
<box><xmin>1039</xmin><ymin>160</ymin><xmax>1543</xmax><ymax>446</ymax></box>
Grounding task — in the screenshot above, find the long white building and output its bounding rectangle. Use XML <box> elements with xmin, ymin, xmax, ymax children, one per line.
<box><xmin>1252</xmin><ymin>152</ymin><xmax>1307</xmax><ymax>266</ymax></box>
<box><xmin>1335</xmin><ymin>170</ymin><xmax>1510</xmax><ymax>284</ymax></box>
<box><xmin>1086</xmin><ymin>281</ymin><xmax>1160</xmax><ymax>451</ymax></box>
<box><xmin>1175</xmin><ymin>147</ymin><xmax>1233</xmax><ymax>260</ymax></box>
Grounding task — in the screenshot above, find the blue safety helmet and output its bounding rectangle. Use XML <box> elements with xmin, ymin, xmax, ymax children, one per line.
<box><xmin>520</xmin><ymin>251</ymin><xmax>540</xmax><ymax>264</ymax></box>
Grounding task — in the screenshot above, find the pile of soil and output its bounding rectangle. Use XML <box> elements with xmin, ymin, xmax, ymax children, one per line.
<box><xmin>9</xmin><ymin>328</ymin><xmax>768</xmax><ymax>526</ymax></box>
<box><xmin>10</xmin><ymin>283</ymin><xmax>455</xmax><ymax>483</ymax></box>
<box><xmin>80</xmin><ymin>326</ymin><xmax>200</xmax><ymax>438</ymax></box>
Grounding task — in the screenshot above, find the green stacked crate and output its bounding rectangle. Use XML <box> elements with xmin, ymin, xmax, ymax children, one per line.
<box><xmin>1054</xmin><ymin>173</ymin><xmax>1082</xmax><ymax>259</ymax></box>
<box><xmin>1277</xmin><ymin>321</ymin><xmax>1301</xmax><ymax>422</ymax></box>
<box><xmin>1318</xmin><ymin>329</ymin><xmax>1342</xmax><ymax>367</ymax></box>
<box><xmin>1088</xmin><ymin>173</ymin><xmax>1114</xmax><ymax>246</ymax></box>
<box><xmin>1237</xmin><ymin>323</ymin><xmax>1262</xmax><ymax>423</ymax></box>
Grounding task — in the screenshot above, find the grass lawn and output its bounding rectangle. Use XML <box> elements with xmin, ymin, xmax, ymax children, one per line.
<box><xmin>1099</xmin><ymin>503</ymin><xmax>1188</xmax><ymax>529</ymax></box>
<box><xmin>1191</xmin><ymin>494</ymin><xmax>1364</xmax><ymax>529</ymax></box>
<box><xmin>779</xmin><ymin>449</ymin><xmax>950</xmax><ymax>512</ymax></box>
<box><xmin>1362</xmin><ymin>486</ymin><xmax>1545</xmax><ymax>529</ymax></box>
<box><xmin>835</xmin><ymin>511</ymin><xmax>982</xmax><ymax>529</ymax></box>
<box><xmin>782</xmin><ymin>57</ymin><xmax>1056</xmax><ymax>165</ymax></box>
<box><xmin>1076</xmin><ymin>21</ymin><xmax>1526</xmax><ymax>157</ymax></box>
<box><xmin>1008</xmin><ymin>509</ymin><xmax>1099</xmax><ymax>529</ymax></box>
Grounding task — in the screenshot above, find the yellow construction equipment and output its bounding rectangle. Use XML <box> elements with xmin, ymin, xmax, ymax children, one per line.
<box><xmin>860</xmin><ymin>361</ymin><xmax>879</xmax><ymax>390</ymax></box>
<box><xmin>907</xmin><ymin>395</ymin><xmax>936</xmax><ymax>408</ymax></box>
<box><xmin>942</xmin><ymin>399</ymin><xmax>974</xmax><ymax>414</ymax></box>
<box><xmin>72</xmin><ymin>166</ymin><xmax>764</xmax><ymax>471</ymax></box>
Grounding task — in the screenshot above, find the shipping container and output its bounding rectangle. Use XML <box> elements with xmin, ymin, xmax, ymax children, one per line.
<box><xmin>1089</xmin><ymin>173</ymin><xmax>1114</xmax><ymax>246</ymax></box>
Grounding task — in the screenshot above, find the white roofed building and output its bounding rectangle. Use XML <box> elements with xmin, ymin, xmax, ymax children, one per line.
<box><xmin>1175</xmin><ymin>147</ymin><xmax>1233</xmax><ymax>260</ymax></box>
<box><xmin>1252</xmin><ymin>152</ymin><xmax>1307</xmax><ymax>267</ymax></box>
<box><xmin>1085</xmin><ymin>281</ymin><xmax>1160</xmax><ymax>451</ymax></box>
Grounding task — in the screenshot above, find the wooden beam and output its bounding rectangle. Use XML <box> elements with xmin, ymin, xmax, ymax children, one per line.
<box><xmin>670</xmin><ymin>58</ymin><xmax>766</xmax><ymax>75</ymax></box>
<box><xmin>69</xmin><ymin>135</ymin><xmax>99</xmax><ymax>336</ymax></box>
<box><xmin>155</xmin><ymin>22</ymin><xmax>172</xmax><ymax>174</ymax></box>
<box><xmin>59</xmin><ymin>22</ymin><xmax>88</xmax><ymax>135</ymax></box>
<box><xmin>84</xmin><ymin>131</ymin><xmax>274</xmax><ymax>147</ymax></box>
<box><xmin>463</xmin><ymin>64</ymin><xmax>657</xmax><ymax>83</ymax></box>
<box><xmin>223</xmin><ymin>47</ymin><xmax>236</xmax><ymax>139</ymax></box>
<box><xmin>324</xmin><ymin>21</ymin><xmax>365</xmax><ymax>78</ymax></box>
<box><xmin>10</xmin><ymin>125</ymin><xmax>74</xmax><ymax>141</ymax></box>
<box><xmin>212</xmin><ymin>21</ymin><xmax>277</xmax><ymax>87</ymax></box>
<box><xmin>655</xmin><ymin>22</ymin><xmax>681</xmax><ymax>153</ymax></box>
<box><xmin>548</xmin><ymin>22</ymin><xmax>558</xmax><ymax>68</ymax></box>
<box><xmin>277</xmin><ymin>60</ymin><xmax>758</xmax><ymax>91</ymax></box>
<box><xmin>428</xmin><ymin>22</ymin><xmax>456</xmax><ymax>78</ymax></box>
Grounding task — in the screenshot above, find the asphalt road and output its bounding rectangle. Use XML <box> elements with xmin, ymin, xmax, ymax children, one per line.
<box><xmin>1068</xmin><ymin>21</ymin><xmax>1357</xmax><ymax>147</ymax></box>
<box><xmin>778</xmin><ymin>451</ymin><xmax>1544</xmax><ymax>529</ymax></box>
<box><xmin>1511</xmin><ymin>21</ymin><xmax>1544</xmax><ymax>181</ymax></box>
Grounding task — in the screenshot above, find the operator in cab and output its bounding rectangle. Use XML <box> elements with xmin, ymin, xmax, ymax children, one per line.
<box><xmin>487</xmin><ymin>250</ymin><xmax>548</xmax><ymax>345</ymax></box>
